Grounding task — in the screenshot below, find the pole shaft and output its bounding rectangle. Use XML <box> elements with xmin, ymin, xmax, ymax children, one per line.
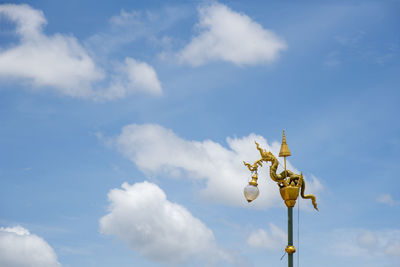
<box><xmin>288</xmin><ymin>207</ymin><xmax>293</xmax><ymax>267</ymax></box>
<box><xmin>284</xmin><ymin>157</ymin><xmax>287</xmax><ymax>177</ymax></box>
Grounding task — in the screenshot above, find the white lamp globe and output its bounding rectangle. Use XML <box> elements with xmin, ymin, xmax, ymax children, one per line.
<box><xmin>244</xmin><ymin>184</ymin><xmax>259</xmax><ymax>203</ymax></box>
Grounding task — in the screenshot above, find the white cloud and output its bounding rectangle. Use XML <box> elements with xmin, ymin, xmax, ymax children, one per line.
<box><xmin>178</xmin><ymin>2</ymin><xmax>287</xmax><ymax>66</ymax></box>
<box><xmin>109</xmin><ymin>9</ymin><xmax>145</xmax><ymax>26</ymax></box>
<box><xmin>247</xmin><ymin>223</ymin><xmax>286</xmax><ymax>251</ymax></box>
<box><xmin>0</xmin><ymin>4</ymin><xmax>103</xmax><ymax>97</ymax></box>
<box><xmin>331</xmin><ymin>228</ymin><xmax>400</xmax><ymax>257</ymax></box>
<box><xmin>99</xmin><ymin>181</ymin><xmax>230</xmax><ymax>264</ymax></box>
<box><xmin>385</xmin><ymin>240</ymin><xmax>400</xmax><ymax>257</ymax></box>
<box><xmin>103</xmin><ymin>58</ymin><xmax>162</xmax><ymax>99</ymax></box>
<box><xmin>0</xmin><ymin>226</ymin><xmax>61</xmax><ymax>267</ymax></box>
<box><xmin>0</xmin><ymin>4</ymin><xmax>162</xmax><ymax>100</ymax></box>
<box><xmin>377</xmin><ymin>194</ymin><xmax>400</xmax><ymax>206</ymax></box>
<box><xmin>357</xmin><ymin>230</ymin><xmax>377</xmax><ymax>249</ymax></box>
<box><xmin>88</xmin><ymin>9</ymin><xmax>170</xmax><ymax>55</ymax></box>
<box><xmin>113</xmin><ymin>123</ymin><xmax>322</xmax><ymax>209</ymax></box>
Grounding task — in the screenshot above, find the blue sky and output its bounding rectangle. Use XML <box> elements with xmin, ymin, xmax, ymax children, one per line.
<box><xmin>0</xmin><ymin>0</ymin><xmax>399</xmax><ymax>266</ymax></box>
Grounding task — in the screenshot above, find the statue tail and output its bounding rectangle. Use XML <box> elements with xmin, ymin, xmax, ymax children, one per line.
<box><xmin>300</xmin><ymin>179</ymin><xmax>318</xmax><ymax>211</ymax></box>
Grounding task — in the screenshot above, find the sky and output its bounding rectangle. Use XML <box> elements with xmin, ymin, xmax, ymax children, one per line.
<box><xmin>0</xmin><ymin>0</ymin><xmax>399</xmax><ymax>266</ymax></box>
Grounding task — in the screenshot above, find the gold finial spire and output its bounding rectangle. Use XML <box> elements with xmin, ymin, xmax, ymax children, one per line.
<box><xmin>279</xmin><ymin>130</ymin><xmax>291</xmax><ymax>157</ymax></box>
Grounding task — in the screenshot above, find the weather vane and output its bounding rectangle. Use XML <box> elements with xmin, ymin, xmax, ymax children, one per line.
<box><xmin>243</xmin><ymin>130</ymin><xmax>318</xmax><ymax>267</ymax></box>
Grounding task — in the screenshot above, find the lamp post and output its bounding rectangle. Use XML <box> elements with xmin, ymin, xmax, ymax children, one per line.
<box><xmin>243</xmin><ymin>131</ymin><xmax>318</xmax><ymax>267</ymax></box>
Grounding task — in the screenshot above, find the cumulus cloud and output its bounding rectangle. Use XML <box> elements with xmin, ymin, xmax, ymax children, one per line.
<box><xmin>112</xmin><ymin>123</ymin><xmax>322</xmax><ymax>209</ymax></box>
<box><xmin>179</xmin><ymin>2</ymin><xmax>287</xmax><ymax>66</ymax></box>
<box><xmin>331</xmin><ymin>228</ymin><xmax>400</xmax><ymax>257</ymax></box>
<box><xmin>247</xmin><ymin>223</ymin><xmax>286</xmax><ymax>251</ymax></box>
<box><xmin>0</xmin><ymin>226</ymin><xmax>61</xmax><ymax>267</ymax></box>
<box><xmin>0</xmin><ymin>4</ymin><xmax>162</xmax><ymax>100</ymax></box>
<box><xmin>377</xmin><ymin>194</ymin><xmax>400</xmax><ymax>206</ymax></box>
<box><xmin>99</xmin><ymin>181</ymin><xmax>229</xmax><ymax>264</ymax></box>
<box><xmin>104</xmin><ymin>58</ymin><xmax>162</xmax><ymax>99</ymax></box>
<box><xmin>0</xmin><ymin>4</ymin><xmax>102</xmax><ymax>97</ymax></box>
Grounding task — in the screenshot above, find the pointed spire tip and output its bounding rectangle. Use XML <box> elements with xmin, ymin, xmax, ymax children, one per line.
<box><xmin>279</xmin><ymin>129</ymin><xmax>291</xmax><ymax>157</ymax></box>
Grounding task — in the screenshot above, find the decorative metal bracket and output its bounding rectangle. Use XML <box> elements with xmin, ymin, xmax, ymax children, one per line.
<box><xmin>243</xmin><ymin>131</ymin><xmax>318</xmax><ymax>210</ymax></box>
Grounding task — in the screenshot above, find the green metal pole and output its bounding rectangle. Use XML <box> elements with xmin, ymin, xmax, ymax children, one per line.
<box><xmin>288</xmin><ymin>207</ymin><xmax>293</xmax><ymax>267</ymax></box>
